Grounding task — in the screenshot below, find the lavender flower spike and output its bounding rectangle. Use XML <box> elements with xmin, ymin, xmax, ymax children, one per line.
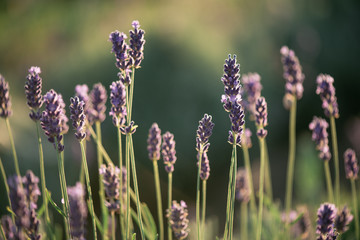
<box><xmin>89</xmin><ymin>83</ymin><xmax>107</xmax><ymax>123</ymax></box>
<box><xmin>40</xmin><ymin>89</ymin><xmax>66</xmax><ymax>152</ymax></box>
<box><xmin>147</xmin><ymin>123</ymin><xmax>162</xmax><ymax>161</ymax></box>
<box><xmin>255</xmin><ymin>97</ymin><xmax>268</xmax><ymax>138</ymax></box>
<box><xmin>0</xmin><ymin>74</ymin><xmax>12</xmax><ymax>118</ymax></box>
<box><xmin>167</xmin><ymin>200</ymin><xmax>190</xmax><ymax>240</ymax></box>
<box><xmin>25</xmin><ymin>66</ymin><xmax>43</xmax><ymax>121</ymax></box>
<box><xmin>109</xmin><ymin>30</ymin><xmax>129</xmax><ymax>71</ymax></box>
<box><xmin>334</xmin><ymin>206</ymin><xmax>353</xmax><ymax>233</ymax></box>
<box><xmin>69</xmin><ymin>96</ymin><xmax>86</xmax><ymax>141</ymax></box>
<box><xmin>196</xmin><ymin>113</ymin><xmax>214</xmax><ymax>152</ymax></box>
<box><xmin>316</xmin><ymin>74</ymin><xmax>339</xmax><ymax>118</ymax></box>
<box><xmin>67</xmin><ymin>182</ymin><xmax>88</xmax><ymax>240</ymax></box>
<box><xmin>197</xmin><ymin>151</ymin><xmax>210</xmax><ymax>181</ymax></box>
<box><xmin>309</xmin><ymin>117</ymin><xmax>331</xmax><ymax>161</ymax></box>
<box><xmin>344</xmin><ymin>148</ymin><xmax>359</xmax><ymax>180</ymax></box>
<box><xmin>129</xmin><ymin>20</ymin><xmax>146</xmax><ymax>68</ymax></box>
<box><xmin>99</xmin><ymin>164</ymin><xmax>121</xmax><ymax>212</ymax></box>
<box><xmin>241</xmin><ymin>73</ymin><xmax>262</xmax><ymax>119</ymax></box>
<box><xmin>235</xmin><ymin>168</ymin><xmax>251</xmax><ymax>203</ymax></box>
<box><xmin>316</xmin><ymin>203</ymin><xmax>337</xmax><ymax>239</ymax></box>
<box><xmin>75</xmin><ymin>84</ymin><xmax>90</xmax><ymax>118</ymax></box>
<box><xmin>241</xmin><ymin>128</ymin><xmax>253</xmax><ymax>149</ymax></box>
<box><xmin>162</xmin><ymin>132</ymin><xmax>177</xmax><ymax>173</ymax></box>
<box><xmin>280</xmin><ymin>46</ymin><xmax>305</xmax><ymax>100</ymax></box>
<box><xmin>58</xmin><ymin>94</ymin><xmax>69</xmax><ymax>135</ymax></box>
<box><xmin>109</xmin><ymin>80</ymin><xmax>127</xmax><ymax>127</ymax></box>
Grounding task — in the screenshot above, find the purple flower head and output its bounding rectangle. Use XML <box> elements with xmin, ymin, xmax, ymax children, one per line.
<box><xmin>167</xmin><ymin>200</ymin><xmax>190</xmax><ymax>240</ymax></box>
<box><xmin>109</xmin><ymin>80</ymin><xmax>127</xmax><ymax>127</ymax></box>
<box><xmin>280</xmin><ymin>46</ymin><xmax>305</xmax><ymax>100</ymax></box>
<box><xmin>75</xmin><ymin>84</ymin><xmax>90</xmax><ymax>116</ymax></box>
<box><xmin>22</xmin><ymin>170</ymin><xmax>41</xmax><ymax>210</ymax></box>
<box><xmin>147</xmin><ymin>123</ymin><xmax>162</xmax><ymax>161</ymax></box>
<box><xmin>196</xmin><ymin>114</ymin><xmax>214</xmax><ymax>152</ymax></box>
<box><xmin>1</xmin><ymin>215</ymin><xmax>18</xmax><ymax>240</ymax></box>
<box><xmin>109</xmin><ymin>30</ymin><xmax>129</xmax><ymax>71</ymax></box>
<box><xmin>316</xmin><ymin>74</ymin><xmax>339</xmax><ymax>119</ymax></box>
<box><xmin>120</xmin><ymin>121</ymin><xmax>138</xmax><ymax>135</ymax></box>
<box><xmin>25</xmin><ymin>66</ymin><xmax>43</xmax><ymax>121</ymax></box>
<box><xmin>344</xmin><ymin>148</ymin><xmax>358</xmax><ymax>180</ymax></box>
<box><xmin>235</xmin><ymin>168</ymin><xmax>251</xmax><ymax>203</ymax></box>
<box><xmin>117</xmin><ymin>70</ymin><xmax>132</xmax><ymax>86</ymax></box>
<box><xmin>197</xmin><ymin>151</ymin><xmax>210</xmax><ymax>181</ymax></box>
<box><xmin>40</xmin><ymin>89</ymin><xmax>66</xmax><ymax>152</ymax></box>
<box><xmin>334</xmin><ymin>206</ymin><xmax>353</xmax><ymax>233</ymax></box>
<box><xmin>162</xmin><ymin>132</ymin><xmax>177</xmax><ymax>173</ymax></box>
<box><xmin>69</xmin><ymin>96</ymin><xmax>86</xmax><ymax>141</ymax></box>
<box><xmin>89</xmin><ymin>83</ymin><xmax>107</xmax><ymax>123</ymax></box>
<box><xmin>292</xmin><ymin>206</ymin><xmax>311</xmax><ymax>239</ymax></box>
<box><xmin>67</xmin><ymin>182</ymin><xmax>88</xmax><ymax>240</ymax></box>
<box><xmin>241</xmin><ymin>128</ymin><xmax>252</xmax><ymax>148</ymax></box>
<box><xmin>255</xmin><ymin>97</ymin><xmax>268</xmax><ymax>138</ymax></box>
<box><xmin>99</xmin><ymin>164</ymin><xmax>120</xmax><ymax>212</ymax></box>
<box><xmin>0</xmin><ymin>74</ymin><xmax>12</xmax><ymax>118</ymax></box>
<box><xmin>309</xmin><ymin>117</ymin><xmax>331</xmax><ymax>161</ymax></box>
<box><xmin>58</xmin><ymin>94</ymin><xmax>69</xmax><ymax>135</ymax></box>
<box><xmin>241</xmin><ymin>73</ymin><xmax>262</xmax><ymax>119</ymax></box>
<box><xmin>316</xmin><ymin>203</ymin><xmax>337</xmax><ymax>237</ymax></box>
<box><xmin>129</xmin><ymin>20</ymin><xmax>145</xmax><ymax>68</ymax></box>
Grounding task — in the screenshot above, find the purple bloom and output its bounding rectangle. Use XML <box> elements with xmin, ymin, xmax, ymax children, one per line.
<box><xmin>120</xmin><ymin>121</ymin><xmax>138</xmax><ymax>135</ymax></box>
<box><xmin>147</xmin><ymin>123</ymin><xmax>162</xmax><ymax>161</ymax></box>
<box><xmin>334</xmin><ymin>206</ymin><xmax>353</xmax><ymax>233</ymax></box>
<box><xmin>58</xmin><ymin>94</ymin><xmax>69</xmax><ymax>135</ymax></box>
<box><xmin>241</xmin><ymin>128</ymin><xmax>252</xmax><ymax>148</ymax></box>
<box><xmin>241</xmin><ymin>73</ymin><xmax>262</xmax><ymax>119</ymax></box>
<box><xmin>309</xmin><ymin>117</ymin><xmax>331</xmax><ymax>161</ymax></box>
<box><xmin>1</xmin><ymin>215</ymin><xmax>26</xmax><ymax>240</ymax></box>
<box><xmin>89</xmin><ymin>83</ymin><xmax>107</xmax><ymax>123</ymax></box>
<box><xmin>25</xmin><ymin>66</ymin><xmax>43</xmax><ymax>121</ymax></box>
<box><xmin>316</xmin><ymin>203</ymin><xmax>337</xmax><ymax>238</ymax></box>
<box><xmin>167</xmin><ymin>200</ymin><xmax>189</xmax><ymax>240</ymax></box>
<box><xmin>67</xmin><ymin>182</ymin><xmax>88</xmax><ymax>240</ymax></box>
<box><xmin>0</xmin><ymin>74</ymin><xmax>12</xmax><ymax>118</ymax></box>
<box><xmin>280</xmin><ymin>46</ymin><xmax>305</xmax><ymax>100</ymax></box>
<box><xmin>197</xmin><ymin>151</ymin><xmax>210</xmax><ymax>181</ymax></box>
<box><xmin>117</xmin><ymin>70</ymin><xmax>132</xmax><ymax>86</ymax></box>
<box><xmin>40</xmin><ymin>89</ymin><xmax>66</xmax><ymax>152</ymax></box>
<box><xmin>235</xmin><ymin>168</ymin><xmax>251</xmax><ymax>203</ymax></box>
<box><xmin>22</xmin><ymin>170</ymin><xmax>41</xmax><ymax>210</ymax></box>
<box><xmin>99</xmin><ymin>164</ymin><xmax>120</xmax><ymax>212</ymax></box>
<box><xmin>316</xmin><ymin>74</ymin><xmax>339</xmax><ymax>118</ymax></box>
<box><xmin>344</xmin><ymin>148</ymin><xmax>358</xmax><ymax>180</ymax></box>
<box><xmin>129</xmin><ymin>20</ymin><xmax>146</xmax><ymax>68</ymax></box>
<box><xmin>196</xmin><ymin>114</ymin><xmax>214</xmax><ymax>152</ymax></box>
<box><xmin>75</xmin><ymin>84</ymin><xmax>90</xmax><ymax>117</ymax></box>
<box><xmin>69</xmin><ymin>96</ymin><xmax>86</xmax><ymax>141</ymax></box>
<box><xmin>162</xmin><ymin>132</ymin><xmax>177</xmax><ymax>173</ymax></box>
<box><xmin>109</xmin><ymin>30</ymin><xmax>129</xmax><ymax>71</ymax></box>
<box><xmin>109</xmin><ymin>80</ymin><xmax>127</xmax><ymax>127</ymax></box>
<box><xmin>255</xmin><ymin>97</ymin><xmax>268</xmax><ymax>138</ymax></box>
<box><xmin>292</xmin><ymin>206</ymin><xmax>311</xmax><ymax>239</ymax></box>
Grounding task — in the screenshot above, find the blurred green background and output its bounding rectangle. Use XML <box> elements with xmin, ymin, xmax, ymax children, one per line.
<box><xmin>0</xmin><ymin>0</ymin><xmax>360</xmax><ymax>238</ymax></box>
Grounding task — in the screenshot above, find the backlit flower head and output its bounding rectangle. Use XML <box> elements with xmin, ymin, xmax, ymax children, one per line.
<box><xmin>316</xmin><ymin>203</ymin><xmax>337</xmax><ymax>238</ymax></box>
<box><xmin>316</xmin><ymin>74</ymin><xmax>339</xmax><ymax>118</ymax></box>
<box><xmin>129</xmin><ymin>20</ymin><xmax>146</xmax><ymax>68</ymax></box>
<box><xmin>0</xmin><ymin>74</ymin><xmax>12</xmax><ymax>118</ymax></box>
<box><xmin>162</xmin><ymin>131</ymin><xmax>177</xmax><ymax>173</ymax></box>
<box><xmin>109</xmin><ymin>30</ymin><xmax>129</xmax><ymax>71</ymax></box>
<box><xmin>69</xmin><ymin>96</ymin><xmax>86</xmax><ymax>141</ymax></box>
<box><xmin>235</xmin><ymin>168</ymin><xmax>251</xmax><ymax>203</ymax></box>
<box><xmin>196</xmin><ymin>113</ymin><xmax>214</xmax><ymax>152</ymax></box>
<box><xmin>109</xmin><ymin>80</ymin><xmax>127</xmax><ymax>127</ymax></box>
<box><xmin>197</xmin><ymin>151</ymin><xmax>210</xmax><ymax>181</ymax></box>
<box><xmin>167</xmin><ymin>200</ymin><xmax>189</xmax><ymax>240</ymax></box>
<box><xmin>241</xmin><ymin>128</ymin><xmax>252</xmax><ymax>148</ymax></box>
<box><xmin>25</xmin><ymin>66</ymin><xmax>43</xmax><ymax>121</ymax></box>
<box><xmin>241</xmin><ymin>73</ymin><xmax>262</xmax><ymax>119</ymax></box>
<box><xmin>147</xmin><ymin>123</ymin><xmax>162</xmax><ymax>161</ymax></box>
<box><xmin>344</xmin><ymin>148</ymin><xmax>358</xmax><ymax>180</ymax></box>
<box><xmin>334</xmin><ymin>206</ymin><xmax>353</xmax><ymax>233</ymax></box>
<box><xmin>309</xmin><ymin>117</ymin><xmax>331</xmax><ymax>161</ymax></box>
<box><xmin>255</xmin><ymin>97</ymin><xmax>268</xmax><ymax>138</ymax></box>
<box><xmin>99</xmin><ymin>164</ymin><xmax>120</xmax><ymax>212</ymax></box>
<box><xmin>89</xmin><ymin>83</ymin><xmax>107</xmax><ymax>123</ymax></box>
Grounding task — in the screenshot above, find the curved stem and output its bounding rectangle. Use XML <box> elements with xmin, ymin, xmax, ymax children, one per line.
<box><xmin>201</xmin><ymin>180</ymin><xmax>207</xmax><ymax>240</ymax></box>
<box><xmin>168</xmin><ymin>172</ymin><xmax>173</xmax><ymax>240</ymax></box>
<box><xmin>152</xmin><ymin>160</ymin><xmax>164</xmax><ymax>240</ymax></box>
<box><xmin>0</xmin><ymin>157</ymin><xmax>13</xmax><ymax>222</ymax></box>
<box><xmin>196</xmin><ymin>148</ymin><xmax>203</xmax><ymax>240</ymax></box>
<box><xmin>324</xmin><ymin>161</ymin><xmax>334</xmax><ymax>203</ymax></box>
<box><xmin>256</xmin><ymin>137</ymin><xmax>265</xmax><ymax>240</ymax></box>
<box><xmin>5</xmin><ymin>118</ymin><xmax>21</xmax><ymax>180</ymax></box>
<box><xmin>351</xmin><ymin>179</ymin><xmax>359</xmax><ymax>239</ymax></box>
<box><xmin>330</xmin><ymin>116</ymin><xmax>340</xmax><ymax>206</ymax></box>
<box><xmin>241</xmin><ymin>202</ymin><xmax>248</xmax><ymax>240</ymax></box>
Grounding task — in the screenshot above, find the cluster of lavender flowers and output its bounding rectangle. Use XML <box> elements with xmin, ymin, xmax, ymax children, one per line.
<box><xmin>196</xmin><ymin>114</ymin><xmax>214</xmax><ymax>180</ymax></box>
<box><xmin>25</xmin><ymin>67</ymin><xmax>43</xmax><ymax>121</ymax></box>
<box><xmin>0</xmin><ymin>75</ymin><xmax>12</xmax><ymax>118</ymax></box>
<box><xmin>316</xmin><ymin>74</ymin><xmax>339</xmax><ymax>118</ymax></box>
<box><xmin>147</xmin><ymin>123</ymin><xmax>162</xmax><ymax>161</ymax></box>
<box><xmin>167</xmin><ymin>200</ymin><xmax>189</xmax><ymax>240</ymax></box>
<box><xmin>99</xmin><ymin>164</ymin><xmax>121</xmax><ymax>212</ymax></box>
<box><xmin>162</xmin><ymin>132</ymin><xmax>177</xmax><ymax>173</ymax></box>
<box><xmin>255</xmin><ymin>97</ymin><xmax>268</xmax><ymax>138</ymax></box>
<box><xmin>344</xmin><ymin>148</ymin><xmax>359</xmax><ymax>180</ymax></box>
<box><xmin>309</xmin><ymin>116</ymin><xmax>332</xmax><ymax>161</ymax></box>
<box><xmin>235</xmin><ymin>168</ymin><xmax>250</xmax><ymax>203</ymax></box>
<box><xmin>241</xmin><ymin>73</ymin><xmax>262</xmax><ymax>120</ymax></box>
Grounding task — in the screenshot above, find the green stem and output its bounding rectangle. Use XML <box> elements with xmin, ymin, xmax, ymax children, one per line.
<box><xmin>80</xmin><ymin>141</ymin><xmax>98</xmax><ymax>240</ymax></box>
<box><xmin>241</xmin><ymin>202</ymin><xmax>248</xmax><ymax>240</ymax></box>
<box><xmin>256</xmin><ymin>137</ymin><xmax>265</xmax><ymax>240</ymax></box>
<box><xmin>0</xmin><ymin>157</ymin><xmax>13</xmax><ymax>222</ymax></box>
<box><xmin>330</xmin><ymin>116</ymin><xmax>340</xmax><ymax>206</ymax></box>
<box><xmin>201</xmin><ymin>180</ymin><xmax>207</xmax><ymax>240</ymax></box>
<box><xmin>126</xmin><ymin>135</ymin><xmax>131</xmax><ymax>239</ymax></box>
<box><xmin>324</xmin><ymin>161</ymin><xmax>334</xmax><ymax>203</ymax></box>
<box><xmin>117</xmin><ymin>126</ymin><xmax>126</xmax><ymax>240</ymax></box>
<box><xmin>5</xmin><ymin>118</ymin><xmax>21</xmax><ymax>180</ymax></box>
<box><xmin>128</xmin><ymin>67</ymin><xmax>135</xmax><ymax>122</ymax></box>
<box><xmin>88</xmin><ymin>123</ymin><xmax>113</xmax><ymax>166</ymax></box>
<box><xmin>264</xmin><ymin>140</ymin><xmax>273</xmax><ymax>200</ymax></box>
<box><xmin>285</xmin><ymin>98</ymin><xmax>297</xmax><ymax>224</ymax></box>
<box><xmin>79</xmin><ymin>141</ymin><xmax>85</xmax><ymax>185</ymax></box>
<box><xmin>96</xmin><ymin>122</ymin><xmax>108</xmax><ymax>240</ymax></box>
<box><xmin>0</xmin><ymin>225</ymin><xmax>5</xmax><ymax>240</ymax></box>
<box><xmin>168</xmin><ymin>172</ymin><xmax>173</xmax><ymax>240</ymax></box>
<box><xmin>229</xmin><ymin>143</ymin><xmax>237</xmax><ymax>240</ymax></box>
<box><xmin>351</xmin><ymin>179</ymin><xmax>359</xmax><ymax>239</ymax></box>
<box><xmin>196</xmin><ymin>148</ymin><xmax>203</xmax><ymax>240</ymax></box>
<box><xmin>224</xmin><ymin>142</ymin><xmax>236</xmax><ymax>240</ymax></box>
<box><xmin>152</xmin><ymin>160</ymin><xmax>164</xmax><ymax>240</ymax></box>
<box><xmin>111</xmin><ymin>211</ymin><xmax>116</xmax><ymax>240</ymax></box>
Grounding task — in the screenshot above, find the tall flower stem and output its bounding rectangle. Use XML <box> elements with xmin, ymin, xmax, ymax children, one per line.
<box><xmin>128</xmin><ymin>67</ymin><xmax>135</xmax><ymax>121</ymax></box>
<box><xmin>264</xmin><ymin>141</ymin><xmax>272</xmax><ymax>200</ymax></box>
<box><xmin>79</xmin><ymin>141</ymin><xmax>85</xmax><ymax>185</ymax></box>
<box><xmin>152</xmin><ymin>159</ymin><xmax>164</xmax><ymax>240</ymax></box>
<box><xmin>330</xmin><ymin>116</ymin><xmax>340</xmax><ymax>206</ymax></box>
<box><xmin>168</xmin><ymin>172</ymin><xmax>173</xmax><ymax>240</ymax></box>
<box><xmin>229</xmin><ymin>143</ymin><xmax>237</xmax><ymax>240</ymax></box>
<box><xmin>96</xmin><ymin>121</ymin><xmax>108</xmax><ymax>239</ymax></box>
<box><xmin>285</xmin><ymin>98</ymin><xmax>297</xmax><ymax>223</ymax></box>
<box><xmin>201</xmin><ymin>180</ymin><xmax>207</xmax><ymax>239</ymax></box>
<box><xmin>80</xmin><ymin>141</ymin><xmax>97</xmax><ymax>240</ymax></box>
<box><xmin>350</xmin><ymin>179</ymin><xmax>359</xmax><ymax>239</ymax></box>
<box><xmin>111</xmin><ymin>211</ymin><xmax>116</xmax><ymax>240</ymax></box>
<box><xmin>196</xmin><ymin>148</ymin><xmax>204</xmax><ymax>240</ymax></box>
<box><xmin>324</xmin><ymin>161</ymin><xmax>334</xmax><ymax>203</ymax></box>
<box><xmin>0</xmin><ymin>157</ymin><xmax>13</xmax><ymax>222</ymax></box>
<box><xmin>125</xmin><ymin>134</ymin><xmax>131</xmax><ymax>239</ymax></box>
<box><xmin>256</xmin><ymin>137</ymin><xmax>265</xmax><ymax>240</ymax></box>
<box><xmin>117</xmin><ymin>127</ymin><xmax>126</xmax><ymax>240</ymax></box>
<box><xmin>5</xmin><ymin>118</ymin><xmax>21</xmax><ymax>180</ymax></box>
<box><xmin>240</xmin><ymin>202</ymin><xmax>248</xmax><ymax>240</ymax></box>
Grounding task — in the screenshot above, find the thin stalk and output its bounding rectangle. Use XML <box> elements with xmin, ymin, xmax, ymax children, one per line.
<box><xmin>324</xmin><ymin>161</ymin><xmax>334</xmax><ymax>203</ymax></box>
<box><xmin>285</xmin><ymin>98</ymin><xmax>297</xmax><ymax>224</ymax></box>
<box><xmin>0</xmin><ymin>225</ymin><xmax>5</xmax><ymax>240</ymax></box>
<box><xmin>201</xmin><ymin>180</ymin><xmax>207</xmax><ymax>240</ymax></box>
<box><xmin>241</xmin><ymin>202</ymin><xmax>248</xmax><ymax>240</ymax></box>
<box><xmin>96</xmin><ymin>121</ymin><xmax>108</xmax><ymax>240</ymax></box>
<box><xmin>350</xmin><ymin>179</ymin><xmax>359</xmax><ymax>239</ymax></box>
<box><xmin>88</xmin><ymin>123</ymin><xmax>113</xmax><ymax>166</ymax></box>
<box><xmin>126</xmin><ymin>135</ymin><xmax>131</xmax><ymax>239</ymax></box>
<box><xmin>152</xmin><ymin>160</ymin><xmax>164</xmax><ymax>240</ymax></box>
<box><xmin>256</xmin><ymin>137</ymin><xmax>265</xmax><ymax>240</ymax></box>
<box><xmin>80</xmin><ymin>141</ymin><xmax>97</xmax><ymax>240</ymax></box>
<box><xmin>128</xmin><ymin>67</ymin><xmax>135</xmax><ymax>122</ymax></box>
<box><xmin>111</xmin><ymin>211</ymin><xmax>116</xmax><ymax>240</ymax></box>
<box><xmin>0</xmin><ymin>157</ymin><xmax>13</xmax><ymax>222</ymax></box>
<box><xmin>117</xmin><ymin>126</ymin><xmax>126</xmax><ymax>240</ymax></box>
<box><xmin>196</xmin><ymin>148</ymin><xmax>204</xmax><ymax>240</ymax></box>
<box><xmin>229</xmin><ymin>143</ymin><xmax>237</xmax><ymax>240</ymax></box>
<box><xmin>330</xmin><ymin>116</ymin><xmax>340</xmax><ymax>206</ymax></box>
<box><xmin>264</xmin><ymin>140</ymin><xmax>273</xmax><ymax>200</ymax></box>
<box><xmin>79</xmin><ymin>141</ymin><xmax>85</xmax><ymax>185</ymax></box>
<box><xmin>5</xmin><ymin>118</ymin><xmax>21</xmax><ymax>180</ymax></box>
<box><xmin>129</xmin><ymin>135</ymin><xmax>145</xmax><ymax>240</ymax></box>
<box><xmin>168</xmin><ymin>172</ymin><xmax>173</xmax><ymax>240</ymax></box>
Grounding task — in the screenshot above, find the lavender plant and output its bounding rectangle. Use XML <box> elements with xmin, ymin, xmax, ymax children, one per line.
<box><xmin>167</xmin><ymin>200</ymin><xmax>189</xmax><ymax>240</ymax></box>
<box><xmin>316</xmin><ymin>203</ymin><xmax>337</xmax><ymax>240</ymax></box>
